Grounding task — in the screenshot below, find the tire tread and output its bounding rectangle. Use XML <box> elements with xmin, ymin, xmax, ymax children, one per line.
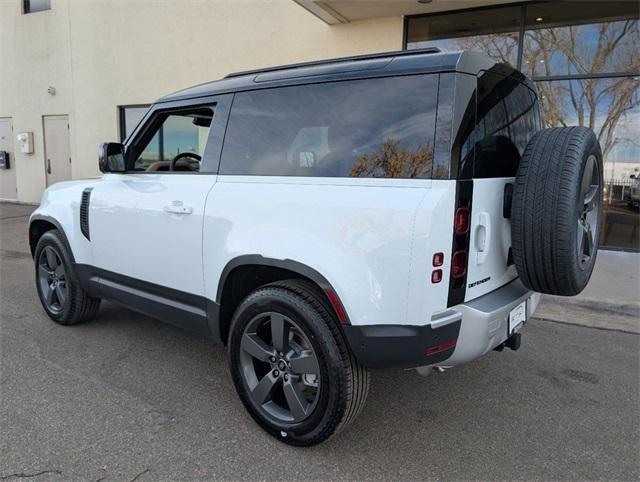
<box><xmin>228</xmin><ymin>278</ymin><xmax>369</xmax><ymax>446</ymax></box>
<box><xmin>511</xmin><ymin>127</ymin><xmax>602</xmax><ymax>296</ymax></box>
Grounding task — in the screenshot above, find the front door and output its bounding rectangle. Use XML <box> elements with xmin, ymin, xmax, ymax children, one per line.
<box><xmin>0</xmin><ymin>118</ymin><xmax>17</xmax><ymax>200</ymax></box>
<box><xmin>43</xmin><ymin>115</ymin><xmax>72</xmax><ymax>186</ymax></box>
<box><xmin>89</xmin><ymin>97</ymin><xmax>231</xmax><ymax>303</ymax></box>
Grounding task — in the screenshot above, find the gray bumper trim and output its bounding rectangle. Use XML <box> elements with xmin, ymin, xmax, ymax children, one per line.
<box><xmin>440</xmin><ymin>278</ymin><xmax>540</xmax><ymax>367</ymax></box>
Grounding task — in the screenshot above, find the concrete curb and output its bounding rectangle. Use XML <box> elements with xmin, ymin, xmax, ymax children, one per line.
<box><xmin>536</xmin><ymin>296</ymin><xmax>639</xmax><ymax>333</ymax></box>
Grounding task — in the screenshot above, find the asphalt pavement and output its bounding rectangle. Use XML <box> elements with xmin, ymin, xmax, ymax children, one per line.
<box><xmin>1</xmin><ymin>202</ymin><xmax>639</xmax><ymax>481</ymax></box>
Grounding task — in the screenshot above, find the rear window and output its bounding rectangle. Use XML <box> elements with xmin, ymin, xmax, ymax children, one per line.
<box><xmin>472</xmin><ymin>71</ymin><xmax>540</xmax><ymax>178</ymax></box>
<box><xmin>219</xmin><ymin>75</ymin><xmax>438</xmax><ymax>178</ymax></box>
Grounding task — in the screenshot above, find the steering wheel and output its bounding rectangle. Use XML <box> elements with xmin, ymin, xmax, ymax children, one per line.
<box><xmin>170</xmin><ymin>152</ymin><xmax>201</xmax><ymax>171</ymax></box>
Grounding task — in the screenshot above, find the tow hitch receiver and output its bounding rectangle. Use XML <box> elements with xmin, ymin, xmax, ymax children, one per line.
<box><xmin>494</xmin><ymin>332</ymin><xmax>521</xmax><ymax>352</ymax></box>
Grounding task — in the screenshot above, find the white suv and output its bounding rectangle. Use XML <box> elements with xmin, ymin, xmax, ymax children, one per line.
<box><xmin>29</xmin><ymin>49</ymin><xmax>603</xmax><ymax>446</ymax></box>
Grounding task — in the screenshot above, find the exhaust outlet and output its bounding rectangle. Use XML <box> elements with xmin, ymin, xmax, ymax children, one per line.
<box><xmin>415</xmin><ymin>365</ymin><xmax>446</xmax><ymax>377</ymax></box>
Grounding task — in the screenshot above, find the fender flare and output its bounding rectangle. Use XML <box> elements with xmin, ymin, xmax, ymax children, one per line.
<box><xmin>216</xmin><ymin>255</ymin><xmax>336</xmax><ymax>303</ymax></box>
<box><xmin>29</xmin><ymin>214</ymin><xmax>75</xmax><ymax>262</ymax></box>
<box><xmin>215</xmin><ymin>255</ymin><xmax>351</xmax><ymax>334</ymax></box>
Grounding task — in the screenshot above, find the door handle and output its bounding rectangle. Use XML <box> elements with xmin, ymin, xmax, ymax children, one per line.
<box><xmin>475</xmin><ymin>212</ymin><xmax>492</xmax><ymax>264</ymax></box>
<box><xmin>163</xmin><ymin>201</ymin><xmax>193</xmax><ymax>215</ymax></box>
<box><xmin>47</xmin><ymin>158</ymin><xmax>51</xmax><ymax>174</ymax></box>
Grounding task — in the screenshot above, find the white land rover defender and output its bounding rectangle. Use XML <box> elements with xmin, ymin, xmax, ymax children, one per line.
<box><xmin>29</xmin><ymin>49</ymin><xmax>603</xmax><ymax>446</ymax></box>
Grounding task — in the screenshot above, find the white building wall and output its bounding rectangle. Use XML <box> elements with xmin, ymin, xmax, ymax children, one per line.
<box><xmin>0</xmin><ymin>0</ymin><xmax>403</xmax><ymax>203</ymax></box>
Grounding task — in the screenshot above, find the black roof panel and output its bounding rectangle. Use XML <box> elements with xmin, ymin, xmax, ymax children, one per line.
<box><xmin>157</xmin><ymin>49</ymin><xmax>488</xmax><ymax>103</ymax></box>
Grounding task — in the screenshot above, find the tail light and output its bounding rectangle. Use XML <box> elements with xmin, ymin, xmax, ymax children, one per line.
<box><xmin>447</xmin><ymin>181</ymin><xmax>473</xmax><ymax>307</ymax></box>
<box><xmin>431</xmin><ymin>269</ymin><xmax>443</xmax><ymax>283</ymax></box>
<box><xmin>454</xmin><ymin>207</ymin><xmax>470</xmax><ymax>235</ymax></box>
<box><xmin>451</xmin><ymin>250</ymin><xmax>467</xmax><ymax>278</ymax></box>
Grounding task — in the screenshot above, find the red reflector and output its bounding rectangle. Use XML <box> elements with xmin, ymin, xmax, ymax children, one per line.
<box><xmin>432</xmin><ymin>252</ymin><xmax>444</xmax><ymax>267</ymax></box>
<box><xmin>325</xmin><ymin>289</ymin><xmax>348</xmax><ymax>324</ymax></box>
<box><xmin>431</xmin><ymin>269</ymin><xmax>443</xmax><ymax>283</ymax></box>
<box><xmin>451</xmin><ymin>250</ymin><xmax>467</xmax><ymax>278</ymax></box>
<box><xmin>454</xmin><ymin>207</ymin><xmax>470</xmax><ymax>235</ymax></box>
<box><xmin>426</xmin><ymin>339</ymin><xmax>457</xmax><ymax>356</ymax></box>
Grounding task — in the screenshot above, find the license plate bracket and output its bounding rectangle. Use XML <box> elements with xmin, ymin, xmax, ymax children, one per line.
<box><xmin>508</xmin><ymin>300</ymin><xmax>527</xmax><ymax>335</ymax></box>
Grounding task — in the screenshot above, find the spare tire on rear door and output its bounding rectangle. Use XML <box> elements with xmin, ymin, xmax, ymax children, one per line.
<box><xmin>511</xmin><ymin>127</ymin><xmax>603</xmax><ymax>296</ymax></box>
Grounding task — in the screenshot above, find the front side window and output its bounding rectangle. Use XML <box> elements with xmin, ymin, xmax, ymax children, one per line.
<box><xmin>219</xmin><ymin>75</ymin><xmax>438</xmax><ymax>179</ymax></box>
<box><xmin>131</xmin><ymin>108</ymin><xmax>213</xmax><ymax>172</ymax></box>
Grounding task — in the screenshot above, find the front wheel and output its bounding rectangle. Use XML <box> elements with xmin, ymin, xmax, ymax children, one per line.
<box><xmin>34</xmin><ymin>229</ymin><xmax>101</xmax><ymax>325</ymax></box>
<box><xmin>228</xmin><ymin>280</ymin><xmax>369</xmax><ymax>446</ymax></box>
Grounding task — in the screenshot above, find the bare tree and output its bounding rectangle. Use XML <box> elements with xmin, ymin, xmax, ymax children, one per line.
<box><xmin>525</xmin><ymin>21</ymin><xmax>639</xmax><ymax>160</ymax></box>
<box><xmin>457</xmin><ymin>33</ymin><xmax>519</xmax><ymax>65</ymax></box>
<box><xmin>349</xmin><ymin>139</ymin><xmax>433</xmax><ymax>179</ymax></box>
<box><xmin>457</xmin><ymin>20</ymin><xmax>639</xmax><ymax>162</ymax></box>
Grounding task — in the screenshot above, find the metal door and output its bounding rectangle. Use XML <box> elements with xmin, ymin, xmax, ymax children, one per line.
<box><xmin>43</xmin><ymin>115</ymin><xmax>72</xmax><ymax>186</ymax></box>
<box><xmin>0</xmin><ymin>118</ymin><xmax>17</xmax><ymax>200</ymax></box>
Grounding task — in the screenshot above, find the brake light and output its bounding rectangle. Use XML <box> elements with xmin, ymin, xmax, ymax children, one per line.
<box><xmin>454</xmin><ymin>207</ymin><xmax>470</xmax><ymax>235</ymax></box>
<box><xmin>451</xmin><ymin>250</ymin><xmax>467</xmax><ymax>278</ymax></box>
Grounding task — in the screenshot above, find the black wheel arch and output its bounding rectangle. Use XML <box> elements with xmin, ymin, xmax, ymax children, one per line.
<box><xmin>216</xmin><ymin>255</ymin><xmax>350</xmax><ymax>344</ymax></box>
<box><xmin>29</xmin><ymin>215</ymin><xmax>75</xmax><ymax>262</ymax></box>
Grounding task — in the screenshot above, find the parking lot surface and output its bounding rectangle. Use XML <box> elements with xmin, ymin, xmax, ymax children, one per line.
<box><xmin>1</xmin><ymin>202</ymin><xmax>639</xmax><ymax>480</ymax></box>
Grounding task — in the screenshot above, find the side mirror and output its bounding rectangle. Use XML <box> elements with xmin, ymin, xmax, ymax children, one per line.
<box><xmin>98</xmin><ymin>142</ymin><xmax>126</xmax><ymax>173</ymax></box>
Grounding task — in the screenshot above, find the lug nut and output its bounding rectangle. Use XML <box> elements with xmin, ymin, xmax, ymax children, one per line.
<box><xmin>273</xmin><ymin>370</ymin><xmax>279</xmax><ymax>377</ymax></box>
<box><xmin>269</xmin><ymin>356</ymin><xmax>276</xmax><ymax>363</ymax></box>
<box><xmin>283</xmin><ymin>374</ymin><xmax>288</xmax><ymax>382</ymax></box>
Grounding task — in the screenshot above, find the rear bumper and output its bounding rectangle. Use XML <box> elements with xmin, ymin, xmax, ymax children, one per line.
<box><xmin>343</xmin><ymin>278</ymin><xmax>540</xmax><ymax>369</ymax></box>
<box><xmin>342</xmin><ymin>317</ymin><xmax>462</xmax><ymax>369</ymax></box>
<box><xmin>442</xmin><ymin>278</ymin><xmax>540</xmax><ymax>367</ymax></box>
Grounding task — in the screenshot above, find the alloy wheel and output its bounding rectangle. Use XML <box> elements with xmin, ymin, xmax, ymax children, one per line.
<box><xmin>37</xmin><ymin>246</ymin><xmax>68</xmax><ymax>313</ymax></box>
<box><xmin>239</xmin><ymin>312</ymin><xmax>321</xmax><ymax>425</ymax></box>
<box><xmin>577</xmin><ymin>154</ymin><xmax>601</xmax><ymax>270</ymax></box>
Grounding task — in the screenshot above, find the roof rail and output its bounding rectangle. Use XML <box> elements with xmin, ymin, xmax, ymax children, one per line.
<box><xmin>224</xmin><ymin>47</ymin><xmax>441</xmax><ymax>79</ymax></box>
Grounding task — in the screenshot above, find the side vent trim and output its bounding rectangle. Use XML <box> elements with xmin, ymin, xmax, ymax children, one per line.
<box><xmin>80</xmin><ymin>188</ymin><xmax>93</xmax><ymax>241</ymax></box>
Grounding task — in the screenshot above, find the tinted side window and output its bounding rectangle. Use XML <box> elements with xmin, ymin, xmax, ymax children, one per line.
<box><xmin>220</xmin><ymin>75</ymin><xmax>438</xmax><ymax>178</ymax></box>
<box><xmin>131</xmin><ymin>108</ymin><xmax>213</xmax><ymax>172</ymax></box>
<box><xmin>474</xmin><ymin>71</ymin><xmax>539</xmax><ymax>178</ymax></box>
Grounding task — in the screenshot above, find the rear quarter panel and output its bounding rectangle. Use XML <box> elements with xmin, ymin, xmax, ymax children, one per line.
<box><xmin>203</xmin><ymin>176</ymin><xmax>456</xmax><ymax>327</ymax></box>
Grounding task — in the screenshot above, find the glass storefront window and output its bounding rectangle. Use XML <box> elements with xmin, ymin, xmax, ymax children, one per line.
<box><xmin>406</xmin><ymin>6</ymin><xmax>521</xmax><ymax>66</ymax></box>
<box><xmin>523</xmin><ymin>2</ymin><xmax>640</xmax><ymax>77</ymax></box>
<box><xmin>535</xmin><ymin>78</ymin><xmax>639</xmax><ymax>249</ymax></box>
<box><xmin>405</xmin><ymin>1</ymin><xmax>640</xmax><ymax>251</ymax></box>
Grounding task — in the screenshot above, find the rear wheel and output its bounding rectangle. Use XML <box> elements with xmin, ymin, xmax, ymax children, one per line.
<box><xmin>511</xmin><ymin>127</ymin><xmax>603</xmax><ymax>295</ymax></box>
<box><xmin>34</xmin><ymin>230</ymin><xmax>101</xmax><ymax>325</ymax></box>
<box><xmin>228</xmin><ymin>279</ymin><xmax>369</xmax><ymax>446</ymax></box>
